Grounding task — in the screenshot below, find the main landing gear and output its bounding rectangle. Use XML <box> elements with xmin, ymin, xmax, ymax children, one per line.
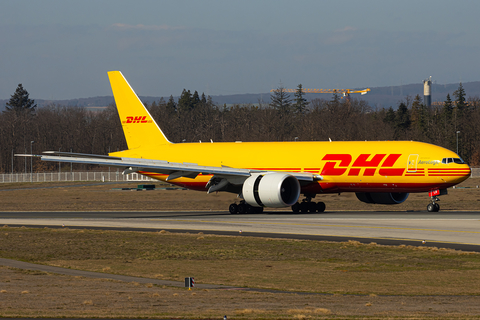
<box><xmin>229</xmin><ymin>201</ymin><xmax>264</xmax><ymax>214</ymax></box>
<box><xmin>291</xmin><ymin>195</ymin><xmax>326</xmax><ymax>213</ymax></box>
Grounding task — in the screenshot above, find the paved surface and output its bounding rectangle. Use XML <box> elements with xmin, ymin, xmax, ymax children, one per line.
<box><xmin>1</xmin><ymin>210</ymin><xmax>480</xmax><ymax>249</ymax></box>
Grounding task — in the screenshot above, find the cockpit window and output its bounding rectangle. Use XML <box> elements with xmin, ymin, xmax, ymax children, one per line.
<box><xmin>441</xmin><ymin>157</ymin><xmax>464</xmax><ymax>164</ymax></box>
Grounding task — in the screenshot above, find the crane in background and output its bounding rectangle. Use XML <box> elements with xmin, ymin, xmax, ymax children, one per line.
<box><xmin>271</xmin><ymin>87</ymin><xmax>370</xmax><ymax>99</ymax></box>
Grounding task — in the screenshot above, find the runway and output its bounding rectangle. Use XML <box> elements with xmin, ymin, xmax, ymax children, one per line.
<box><xmin>1</xmin><ymin>210</ymin><xmax>480</xmax><ymax>250</ymax></box>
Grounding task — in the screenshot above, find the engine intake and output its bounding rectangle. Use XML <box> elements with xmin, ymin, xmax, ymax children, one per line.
<box><xmin>243</xmin><ymin>173</ymin><xmax>301</xmax><ymax>208</ymax></box>
<box><xmin>356</xmin><ymin>192</ymin><xmax>409</xmax><ymax>205</ymax></box>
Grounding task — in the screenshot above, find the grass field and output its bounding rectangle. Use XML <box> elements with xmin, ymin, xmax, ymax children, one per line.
<box><xmin>0</xmin><ymin>177</ymin><xmax>479</xmax><ymax>212</ymax></box>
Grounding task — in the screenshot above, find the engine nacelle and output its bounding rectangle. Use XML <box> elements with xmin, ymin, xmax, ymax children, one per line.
<box><xmin>242</xmin><ymin>173</ymin><xmax>301</xmax><ymax>208</ymax></box>
<box><xmin>356</xmin><ymin>192</ymin><xmax>409</xmax><ymax>205</ymax></box>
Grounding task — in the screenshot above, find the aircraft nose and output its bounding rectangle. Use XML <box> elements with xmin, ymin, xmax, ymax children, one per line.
<box><xmin>457</xmin><ymin>164</ymin><xmax>471</xmax><ymax>182</ymax></box>
<box><xmin>439</xmin><ymin>163</ymin><xmax>471</xmax><ymax>185</ymax></box>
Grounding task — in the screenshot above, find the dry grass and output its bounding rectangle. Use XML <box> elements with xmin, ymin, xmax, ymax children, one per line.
<box><xmin>287</xmin><ymin>308</ymin><xmax>332</xmax><ymax>315</ymax></box>
<box><xmin>0</xmin><ymin>182</ymin><xmax>239</xmax><ymax>211</ymax></box>
<box><xmin>1</xmin><ymin>227</ymin><xmax>480</xmax><ymax>296</ymax></box>
<box><xmin>2</xmin><ymin>263</ymin><xmax>479</xmax><ymax>319</ymax></box>
<box><xmin>0</xmin><ymin>178</ymin><xmax>479</xmax><ymax>211</ymax></box>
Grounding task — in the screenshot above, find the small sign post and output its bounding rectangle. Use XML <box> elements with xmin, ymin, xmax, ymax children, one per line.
<box><xmin>185</xmin><ymin>277</ymin><xmax>195</xmax><ymax>290</ymax></box>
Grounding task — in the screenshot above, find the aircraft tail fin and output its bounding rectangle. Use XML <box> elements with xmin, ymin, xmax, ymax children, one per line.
<box><xmin>108</xmin><ymin>71</ymin><xmax>171</xmax><ymax>150</ymax></box>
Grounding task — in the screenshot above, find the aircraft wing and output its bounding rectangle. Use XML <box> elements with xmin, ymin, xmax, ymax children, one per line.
<box><xmin>18</xmin><ymin>152</ymin><xmax>320</xmax><ymax>191</ymax></box>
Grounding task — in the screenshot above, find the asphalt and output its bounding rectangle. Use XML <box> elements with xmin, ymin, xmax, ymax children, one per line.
<box><xmin>1</xmin><ymin>210</ymin><xmax>480</xmax><ymax>251</ymax></box>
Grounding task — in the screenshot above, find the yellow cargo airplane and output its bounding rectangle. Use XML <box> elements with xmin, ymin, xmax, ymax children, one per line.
<box><xmin>24</xmin><ymin>71</ymin><xmax>472</xmax><ymax>213</ymax></box>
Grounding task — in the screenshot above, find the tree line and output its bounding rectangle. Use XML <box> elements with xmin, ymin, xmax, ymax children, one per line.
<box><xmin>1</xmin><ymin>82</ymin><xmax>479</xmax><ymax>174</ymax></box>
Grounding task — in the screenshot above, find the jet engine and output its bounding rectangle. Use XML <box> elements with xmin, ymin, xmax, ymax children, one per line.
<box><xmin>355</xmin><ymin>192</ymin><xmax>409</xmax><ymax>205</ymax></box>
<box><xmin>242</xmin><ymin>173</ymin><xmax>301</xmax><ymax>208</ymax></box>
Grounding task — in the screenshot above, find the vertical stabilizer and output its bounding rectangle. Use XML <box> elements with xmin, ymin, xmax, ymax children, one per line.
<box><xmin>108</xmin><ymin>71</ymin><xmax>171</xmax><ymax>150</ymax></box>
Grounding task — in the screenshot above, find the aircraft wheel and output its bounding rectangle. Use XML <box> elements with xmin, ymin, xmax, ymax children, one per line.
<box><xmin>308</xmin><ymin>202</ymin><xmax>317</xmax><ymax>213</ymax></box>
<box><xmin>238</xmin><ymin>203</ymin><xmax>247</xmax><ymax>214</ymax></box>
<box><xmin>229</xmin><ymin>203</ymin><xmax>238</xmax><ymax>214</ymax></box>
<box><xmin>254</xmin><ymin>206</ymin><xmax>264</xmax><ymax>214</ymax></box>
<box><xmin>316</xmin><ymin>202</ymin><xmax>326</xmax><ymax>213</ymax></box>
<box><xmin>292</xmin><ymin>203</ymin><xmax>300</xmax><ymax>213</ymax></box>
<box><xmin>300</xmin><ymin>202</ymin><xmax>309</xmax><ymax>213</ymax></box>
<box><xmin>434</xmin><ymin>203</ymin><xmax>440</xmax><ymax>212</ymax></box>
<box><xmin>427</xmin><ymin>203</ymin><xmax>435</xmax><ymax>212</ymax></box>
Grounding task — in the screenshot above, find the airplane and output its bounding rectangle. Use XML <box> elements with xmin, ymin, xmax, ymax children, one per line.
<box><xmin>19</xmin><ymin>71</ymin><xmax>471</xmax><ymax>213</ymax></box>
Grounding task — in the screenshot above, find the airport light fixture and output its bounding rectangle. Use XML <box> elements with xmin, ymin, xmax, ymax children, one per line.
<box><xmin>456</xmin><ymin>131</ymin><xmax>460</xmax><ymax>155</ymax></box>
<box><xmin>30</xmin><ymin>141</ymin><xmax>35</xmax><ymax>182</ymax></box>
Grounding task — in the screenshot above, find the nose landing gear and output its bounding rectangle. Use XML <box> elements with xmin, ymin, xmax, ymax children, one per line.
<box><xmin>427</xmin><ymin>189</ymin><xmax>446</xmax><ymax>212</ymax></box>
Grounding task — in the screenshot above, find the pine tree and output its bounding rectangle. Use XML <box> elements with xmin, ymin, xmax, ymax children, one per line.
<box><xmin>293</xmin><ymin>84</ymin><xmax>308</xmax><ymax>115</ymax></box>
<box><xmin>327</xmin><ymin>90</ymin><xmax>341</xmax><ymax>114</ymax></box>
<box><xmin>453</xmin><ymin>82</ymin><xmax>466</xmax><ymax>111</ymax></box>
<box><xmin>192</xmin><ymin>90</ymin><xmax>200</xmax><ymax>107</ymax></box>
<box><xmin>177</xmin><ymin>89</ymin><xmax>193</xmax><ymax>113</ymax></box>
<box><xmin>394</xmin><ymin>102</ymin><xmax>410</xmax><ymax>138</ymax></box>
<box><xmin>442</xmin><ymin>93</ymin><xmax>454</xmax><ymax>120</ymax></box>
<box><xmin>3</xmin><ymin>84</ymin><xmax>37</xmax><ymax>171</ymax></box>
<box><xmin>331</xmin><ymin>91</ymin><xmax>340</xmax><ymax>105</ymax></box>
<box><xmin>166</xmin><ymin>95</ymin><xmax>177</xmax><ymax>114</ymax></box>
<box><xmin>270</xmin><ymin>85</ymin><xmax>292</xmax><ymax>114</ymax></box>
<box><xmin>4</xmin><ymin>84</ymin><xmax>36</xmax><ymax>116</ymax></box>
<box><xmin>410</xmin><ymin>94</ymin><xmax>426</xmax><ymax>132</ymax></box>
<box><xmin>383</xmin><ymin>107</ymin><xmax>396</xmax><ymax>124</ymax></box>
<box><xmin>207</xmin><ymin>95</ymin><xmax>214</xmax><ymax>108</ymax></box>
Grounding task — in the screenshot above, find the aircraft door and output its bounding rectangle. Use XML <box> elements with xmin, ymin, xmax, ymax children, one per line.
<box><xmin>407</xmin><ymin>154</ymin><xmax>418</xmax><ymax>172</ymax></box>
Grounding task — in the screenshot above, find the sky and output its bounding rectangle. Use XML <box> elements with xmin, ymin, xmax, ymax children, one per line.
<box><xmin>1</xmin><ymin>0</ymin><xmax>480</xmax><ymax>100</ymax></box>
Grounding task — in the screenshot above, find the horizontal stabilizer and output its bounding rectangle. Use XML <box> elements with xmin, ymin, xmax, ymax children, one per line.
<box><xmin>42</xmin><ymin>151</ymin><xmax>121</xmax><ymax>160</ymax></box>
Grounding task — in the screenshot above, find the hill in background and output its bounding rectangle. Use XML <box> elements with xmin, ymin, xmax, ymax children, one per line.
<box><xmin>1</xmin><ymin>81</ymin><xmax>480</xmax><ymax>111</ymax></box>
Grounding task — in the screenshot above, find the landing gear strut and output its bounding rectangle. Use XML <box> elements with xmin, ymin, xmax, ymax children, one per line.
<box><xmin>229</xmin><ymin>201</ymin><xmax>263</xmax><ymax>214</ymax></box>
<box><xmin>427</xmin><ymin>189</ymin><xmax>446</xmax><ymax>212</ymax></box>
<box><xmin>291</xmin><ymin>195</ymin><xmax>325</xmax><ymax>213</ymax></box>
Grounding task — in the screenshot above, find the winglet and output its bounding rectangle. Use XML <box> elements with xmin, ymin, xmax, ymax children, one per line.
<box><xmin>108</xmin><ymin>71</ymin><xmax>171</xmax><ymax>150</ymax></box>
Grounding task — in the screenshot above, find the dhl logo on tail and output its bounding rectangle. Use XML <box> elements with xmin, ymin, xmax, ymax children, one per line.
<box><xmin>123</xmin><ymin>116</ymin><xmax>153</xmax><ymax>124</ymax></box>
